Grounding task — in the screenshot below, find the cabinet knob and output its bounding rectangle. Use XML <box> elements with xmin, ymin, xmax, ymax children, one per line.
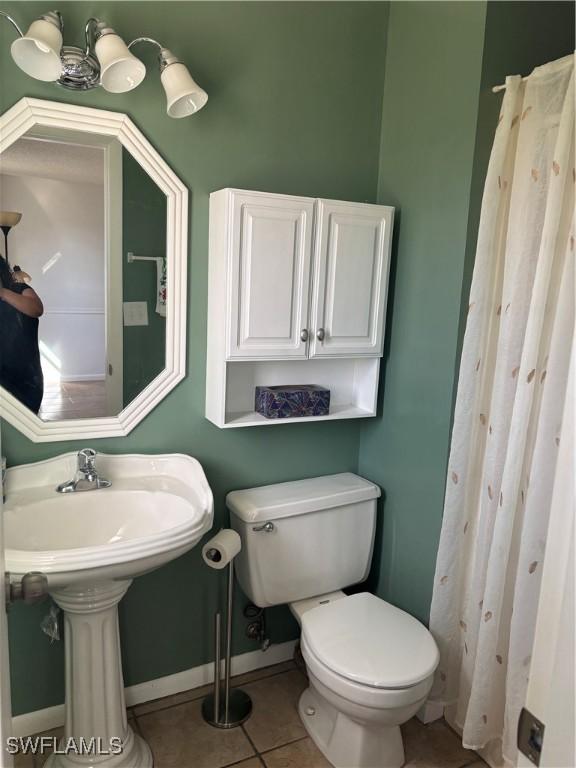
<box><xmin>316</xmin><ymin>328</ymin><xmax>325</xmax><ymax>342</ymax></box>
<box><xmin>300</xmin><ymin>329</ymin><xmax>309</xmax><ymax>342</ymax></box>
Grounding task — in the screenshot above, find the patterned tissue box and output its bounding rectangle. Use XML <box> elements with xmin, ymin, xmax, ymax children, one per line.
<box><xmin>255</xmin><ymin>385</ymin><xmax>330</xmax><ymax>419</ymax></box>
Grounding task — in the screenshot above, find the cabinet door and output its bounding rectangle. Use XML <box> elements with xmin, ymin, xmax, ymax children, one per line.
<box><xmin>310</xmin><ymin>200</ymin><xmax>393</xmax><ymax>358</ymax></box>
<box><xmin>227</xmin><ymin>191</ymin><xmax>315</xmax><ymax>359</ymax></box>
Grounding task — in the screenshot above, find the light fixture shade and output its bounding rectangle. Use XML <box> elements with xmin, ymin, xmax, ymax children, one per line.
<box><xmin>11</xmin><ymin>17</ymin><xmax>63</xmax><ymax>82</ymax></box>
<box><xmin>161</xmin><ymin>62</ymin><xmax>208</xmax><ymax>118</ymax></box>
<box><xmin>95</xmin><ymin>33</ymin><xmax>146</xmax><ymax>93</ymax></box>
<box><xmin>0</xmin><ymin>211</ymin><xmax>22</xmax><ymax>228</ymax></box>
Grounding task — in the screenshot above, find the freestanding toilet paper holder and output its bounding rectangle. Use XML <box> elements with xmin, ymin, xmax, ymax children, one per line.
<box><xmin>202</xmin><ymin>544</ymin><xmax>252</xmax><ymax>728</ymax></box>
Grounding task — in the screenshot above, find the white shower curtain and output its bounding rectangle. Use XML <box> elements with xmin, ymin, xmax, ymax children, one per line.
<box><xmin>429</xmin><ymin>53</ymin><xmax>574</xmax><ymax>766</ymax></box>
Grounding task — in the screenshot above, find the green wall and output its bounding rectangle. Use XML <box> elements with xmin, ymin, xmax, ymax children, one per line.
<box><xmin>358</xmin><ymin>0</ymin><xmax>487</xmax><ymax>623</ymax></box>
<box><xmin>122</xmin><ymin>149</ymin><xmax>167</xmax><ymax>406</ymax></box>
<box><xmin>358</xmin><ymin>0</ymin><xmax>575</xmax><ymax>623</ymax></box>
<box><xmin>0</xmin><ymin>1</ymin><xmax>388</xmax><ymax>715</ymax></box>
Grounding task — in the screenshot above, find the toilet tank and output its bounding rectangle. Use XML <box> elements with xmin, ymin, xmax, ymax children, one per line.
<box><xmin>227</xmin><ymin>473</ymin><xmax>380</xmax><ymax>608</ymax></box>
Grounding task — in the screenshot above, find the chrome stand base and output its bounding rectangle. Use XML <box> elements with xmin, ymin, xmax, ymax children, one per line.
<box><xmin>202</xmin><ymin>689</ymin><xmax>252</xmax><ymax>729</ymax></box>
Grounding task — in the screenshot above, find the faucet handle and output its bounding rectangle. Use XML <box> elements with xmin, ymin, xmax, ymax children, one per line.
<box><xmin>56</xmin><ymin>449</ymin><xmax>111</xmax><ymax>493</ymax></box>
<box><xmin>77</xmin><ymin>448</ymin><xmax>97</xmax><ymax>473</ymax></box>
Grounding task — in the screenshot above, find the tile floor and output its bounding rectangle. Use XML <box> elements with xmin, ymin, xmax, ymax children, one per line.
<box><xmin>18</xmin><ymin>659</ymin><xmax>487</xmax><ymax>768</ymax></box>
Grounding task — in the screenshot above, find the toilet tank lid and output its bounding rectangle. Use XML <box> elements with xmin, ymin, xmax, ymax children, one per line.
<box><xmin>226</xmin><ymin>473</ymin><xmax>380</xmax><ymax>523</ymax></box>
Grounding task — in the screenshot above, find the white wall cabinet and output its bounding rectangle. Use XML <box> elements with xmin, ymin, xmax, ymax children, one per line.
<box><xmin>206</xmin><ymin>188</ymin><xmax>394</xmax><ymax>428</ymax></box>
<box><xmin>310</xmin><ymin>199</ymin><xmax>391</xmax><ymax>358</ymax></box>
<box><xmin>226</xmin><ymin>191</ymin><xmax>315</xmax><ymax>359</ymax></box>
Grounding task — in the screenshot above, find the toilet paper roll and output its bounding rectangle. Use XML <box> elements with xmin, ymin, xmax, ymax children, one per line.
<box><xmin>202</xmin><ymin>529</ymin><xmax>241</xmax><ymax>570</ymax></box>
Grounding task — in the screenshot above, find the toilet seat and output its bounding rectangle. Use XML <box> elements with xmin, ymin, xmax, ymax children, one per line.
<box><xmin>301</xmin><ymin>592</ymin><xmax>439</xmax><ymax>690</ymax></box>
<box><xmin>301</xmin><ymin>634</ymin><xmax>434</xmax><ymax>711</ymax></box>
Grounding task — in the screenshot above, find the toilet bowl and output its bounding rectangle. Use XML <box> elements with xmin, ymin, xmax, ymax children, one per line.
<box><xmin>226</xmin><ymin>473</ymin><xmax>440</xmax><ymax>768</ymax></box>
<box><xmin>293</xmin><ymin>591</ymin><xmax>438</xmax><ymax>768</ymax></box>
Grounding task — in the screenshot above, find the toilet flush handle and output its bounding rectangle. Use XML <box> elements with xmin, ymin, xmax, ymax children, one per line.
<box><xmin>252</xmin><ymin>521</ymin><xmax>275</xmax><ymax>533</ymax></box>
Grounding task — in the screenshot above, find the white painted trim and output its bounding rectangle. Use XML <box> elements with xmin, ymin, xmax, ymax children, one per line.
<box><xmin>43</xmin><ymin>308</ymin><xmax>105</xmax><ymax>316</ymax></box>
<box><xmin>11</xmin><ymin>640</ymin><xmax>297</xmax><ymax>737</ymax></box>
<box><xmin>11</xmin><ymin>705</ymin><xmax>63</xmax><ymax>742</ymax></box>
<box><xmin>58</xmin><ymin>374</ymin><xmax>106</xmax><ymax>383</ymax></box>
<box><xmin>126</xmin><ymin>639</ymin><xmax>297</xmax><ymax>708</ymax></box>
<box><xmin>0</xmin><ymin>97</ymin><xmax>188</xmax><ymax>442</ymax></box>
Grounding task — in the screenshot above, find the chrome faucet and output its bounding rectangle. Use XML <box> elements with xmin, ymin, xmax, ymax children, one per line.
<box><xmin>56</xmin><ymin>449</ymin><xmax>112</xmax><ymax>493</ymax></box>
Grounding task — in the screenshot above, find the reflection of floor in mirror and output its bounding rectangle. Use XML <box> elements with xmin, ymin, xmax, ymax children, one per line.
<box><xmin>39</xmin><ymin>380</ymin><xmax>108</xmax><ymax>421</ymax></box>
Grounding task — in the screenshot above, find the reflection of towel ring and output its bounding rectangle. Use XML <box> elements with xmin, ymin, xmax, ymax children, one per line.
<box><xmin>127</xmin><ymin>252</ymin><xmax>166</xmax><ymax>317</ymax></box>
<box><xmin>127</xmin><ymin>251</ymin><xmax>163</xmax><ymax>264</ymax></box>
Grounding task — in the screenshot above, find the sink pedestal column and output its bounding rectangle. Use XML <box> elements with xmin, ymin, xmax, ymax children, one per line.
<box><xmin>47</xmin><ymin>581</ymin><xmax>153</xmax><ymax>768</ymax></box>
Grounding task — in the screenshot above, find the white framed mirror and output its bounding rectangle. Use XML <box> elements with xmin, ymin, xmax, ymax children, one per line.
<box><xmin>0</xmin><ymin>98</ymin><xmax>188</xmax><ymax>442</ymax></box>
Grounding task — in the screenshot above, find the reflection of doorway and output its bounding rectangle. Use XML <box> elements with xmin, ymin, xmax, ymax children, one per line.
<box><xmin>0</xmin><ymin>132</ymin><xmax>123</xmax><ymax>417</ymax></box>
<box><xmin>104</xmin><ymin>138</ymin><xmax>123</xmax><ymax>415</ymax></box>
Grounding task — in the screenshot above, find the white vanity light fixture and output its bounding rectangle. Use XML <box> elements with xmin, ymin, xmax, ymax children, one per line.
<box><xmin>127</xmin><ymin>40</ymin><xmax>208</xmax><ymax>117</ymax></box>
<box><xmin>95</xmin><ymin>25</ymin><xmax>146</xmax><ymax>93</ymax></box>
<box><xmin>0</xmin><ymin>9</ymin><xmax>208</xmax><ymax>117</ymax></box>
<box><xmin>9</xmin><ymin>10</ymin><xmax>63</xmax><ymax>81</ymax></box>
<box><xmin>159</xmin><ymin>48</ymin><xmax>209</xmax><ymax>117</ymax></box>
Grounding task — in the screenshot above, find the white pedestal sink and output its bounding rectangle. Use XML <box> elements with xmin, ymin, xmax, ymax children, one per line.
<box><xmin>4</xmin><ymin>452</ymin><xmax>214</xmax><ymax>768</ymax></box>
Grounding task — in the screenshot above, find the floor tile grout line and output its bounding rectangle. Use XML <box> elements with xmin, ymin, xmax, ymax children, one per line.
<box><xmin>238</xmin><ymin>722</ymin><xmax>269</xmax><ymax>767</ymax></box>
<box><xmin>240</xmin><ymin>723</ymin><xmax>260</xmax><ymax>758</ymax></box>
<box><xmin>132</xmin><ymin>663</ymin><xmax>298</xmax><ymax>719</ymax></box>
<box><xmin>257</xmin><ymin>734</ymin><xmax>310</xmax><ymax>756</ymax></box>
<box><xmin>220</xmin><ymin>752</ymin><xmax>263</xmax><ymax>768</ymax></box>
<box><xmin>240</xmin><ymin>718</ymin><xmax>310</xmax><ymax>760</ymax></box>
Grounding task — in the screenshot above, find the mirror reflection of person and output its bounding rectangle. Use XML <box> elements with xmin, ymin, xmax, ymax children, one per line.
<box><xmin>0</xmin><ymin>256</ymin><xmax>44</xmax><ymax>414</ymax></box>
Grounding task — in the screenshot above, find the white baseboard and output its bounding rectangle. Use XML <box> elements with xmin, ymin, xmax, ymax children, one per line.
<box><xmin>416</xmin><ymin>699</ymin><xmax>445</xmax><ymax>724</ymax></box>
<box><xmin>12</xmin><ymin>640</ymin><xmax>298</xmax><ymax>737</ymax></box>
<box><xmin>59</xmin><ymin>374</ymin><xmax>106</xmax><ymax>382</ymax></box>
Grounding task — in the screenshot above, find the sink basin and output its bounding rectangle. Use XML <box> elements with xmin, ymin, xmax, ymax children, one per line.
<box><xmin>5</xmin><ymin>453</ymin><xmax>213</xmax><ymax>588</ymax></box>
<box><xmin>3</xmin><ymin>452</ymin><xmax>213</xmax><ymax>768</ymax></box>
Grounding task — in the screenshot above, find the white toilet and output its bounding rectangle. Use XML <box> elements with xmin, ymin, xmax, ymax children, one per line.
<box><xmin>227</xmin><ymin>473</ymin><xmax>439</xmax><ymax>768</ymax></box>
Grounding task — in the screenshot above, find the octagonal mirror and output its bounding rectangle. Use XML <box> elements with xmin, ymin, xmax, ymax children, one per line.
<box><xmin>0</xmin><ymin>98</ymin><xmax>188</xmax><ymax>442</ymax></box>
